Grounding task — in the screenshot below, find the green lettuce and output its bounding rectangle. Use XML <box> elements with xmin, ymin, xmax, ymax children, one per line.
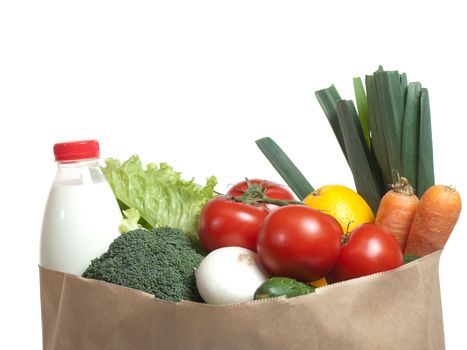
<box><xmin>102</xmin><ymin>155</ymin><xmax>217</xmax><ymax>243</ymax></box>
<box><xmin>119</xmin><ymin>208</ymin><xmax>145</xmax><ymax>233</ymax></box>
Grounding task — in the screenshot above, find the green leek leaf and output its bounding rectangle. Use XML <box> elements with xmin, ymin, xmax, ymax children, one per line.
<box><xmin>373</xmin><ymin>69</ymin><xmax>405</xmax><ymax>183</ymax></box>
<box><xmin>417</xmin><ymin>88</ymin><xmax>435</xmax><ymax>196</ymax></box>
<box><xmin>400</xmin><ymin>73</ymin><xmax>408</xmax><ymax>103</ymax></box>
<box><xmin>336</xmin><ymin>100</ymin><xmax>383</xmax><ymax>214</ymax></box>
<box><xmin>401</xmin><ymin>82</ymin><xmax>422</xmax><ymax>190</ymax></box>
<box><xmin>353</xmin><ymin>77</ymin><xmax>371</xmax><ymax>150</ymax></box>
<box><xmin>315</xmin><ymin>86</ymin><xmax>348</xmax><ymax>162</ymax></box>
<box><xmin>366</xmin><ymin>74</ymin><xmax>392</xmax><ymax>186</ymax></box>
<box><xmin>255</xmin><ymin>137</ymin><xmax>314</xmax><ymax>200</ymax></box>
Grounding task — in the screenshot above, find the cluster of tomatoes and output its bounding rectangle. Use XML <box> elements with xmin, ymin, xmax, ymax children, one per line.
<box><xmin>198</xmin><ymin>179</ymin><xmax>403</xmax><ymax>284</ymax></box>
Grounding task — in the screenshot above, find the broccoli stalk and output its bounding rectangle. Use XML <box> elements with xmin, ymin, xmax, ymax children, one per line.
<box><xmin>82</xmin><ymin>227</ymin><xmax>204</xmax><ymax>302</ymax></box>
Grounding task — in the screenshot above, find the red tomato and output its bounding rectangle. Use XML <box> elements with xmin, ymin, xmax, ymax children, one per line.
<box><xmin>227</xmin><ymin>179</ymin><xmax>295</xmax><ymax>210</ymax></box>
<box><xmin>257</xmin><ymin>205</ymin><xmax>342</xmax><ymax>282</ymax></box>
<box><xmin>329</xmin><ymin>223</ymin><xmax>403</xmax><ymax>283</ymax></box>
<box><xmin>198</xmin><ymin>197</ymin><xmax>268</xmax><ymax>252</ymax></box>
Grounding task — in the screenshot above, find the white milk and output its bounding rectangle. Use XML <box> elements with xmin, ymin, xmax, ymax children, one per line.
<box><xmin>40</xmin><ymin>179</ymin><xmax>122</xmax><ymax>275</ymax></box>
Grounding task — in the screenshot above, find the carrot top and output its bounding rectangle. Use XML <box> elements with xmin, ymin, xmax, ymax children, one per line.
<box><xmin>390</xmin><ymin>176</ymin><xmax>415</xmax><ymax>196</ymax></box>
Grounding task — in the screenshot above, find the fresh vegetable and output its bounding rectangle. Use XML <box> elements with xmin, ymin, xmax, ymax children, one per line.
<box><xmin>314</xmin><ymin>85</ymin><xmax>347</xmax><ymax>161</ymax></box>
<box><xmin>375</xmin><ymin>177</ymin><xmax>419</xmax><ymax>250</ymax></box>
<box><xmin>303</xmin><ymin>184</ymin><xmax>374</xmax><ymax>234</ymax></box>
<box><xmin>118</xmin><ymin>208</ymin><xmax>145</xmax><ymax>232</ymax></box>
<box><xmin>405</xmin><ymin>185</ymin><xmax>462</xmax><ymax>256</ymax></box>
<box><xmin>417</xmin><ymin>89</ymin><xmax>435</xmax><ymax>197</ymax></box>
<box><xmin>198</xmin><ymin>197</ymin><xmax>269</xmax><ymax>252</ymax></box>
<box><xmin>227</xmin><ymin>179</ymin><xmax>295</xmax><ymax>210</ymax></box>
<box><xmin>257</xmin><ymin>205</ymin><xmax>342</xmax><ymax>282</ymax></box>
<box><xmin>82</xmin><ymin>227</ymin><xmax>204</xmax><ymax>302</ymax></box>
<box><xmin>353</xmin><ymin>77</ymin><xmax>371</xmax><ymax>149</ymax></box>
<box><xmin>403</xmin><ymin>254</ymin><xmax>420</xmax><ymax>264</ymax></box>
<box><xmin>367</xmin><ymin>69</ymin><xmax>405</xmax><ymax>188</ymax></box>
<box><xmin>254</xmin><ymin>277</ymin><xmax>315</xmax><ymax>300</ymax></box>
<box><xmin>315</xmin><ymin>87</ymin><xmax>383</xmax><ymax>214</ymax></box>
<box><xmin>195</xmin><ymin>247</ymin><xmax>270</xmax><ymax>305</ymax></box>
<box><xmin>101</xmin><ymin>155</ymin><xmax>217</xmax><ymax>244</ymax></box>
<box><xmin>255</xmin><ymin>137</ymin><xmax>314</xmax><ymax>200</ymax></box>
<box><xmin>337</xmin><ymin>98</ymin><xmax>384</xmax><ymax>214</ymax></box>
<box><xmin>312</xmin><ymin>67</ymin><xmax>435</xmax><ymax>213</ymax></box>
<box><xmin>329</xmin><ymin>223</ymin><xmax>403</xmax><ymax>283</ymax></box>
<box><xmin>199</xmin><ymin>180</ymin><xmax>301</xmax><ymax>252</ymax></box>
<box><xmin>401</xmin><ymin>82</ymin><xmax>422</xmax><ymax>192</ymax></box>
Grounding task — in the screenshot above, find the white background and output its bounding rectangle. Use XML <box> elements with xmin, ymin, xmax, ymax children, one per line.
<box><xmin>1</xmin><ymin>1</ymin><xmax>466</xmax><ymax>348</ymax></box>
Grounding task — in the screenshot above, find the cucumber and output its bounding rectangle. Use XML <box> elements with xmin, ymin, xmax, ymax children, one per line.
<box><xmin>403</xmin><ymin>254</ymin><xmax>420</xmax><ymax>264</ymax></box>
<box><xmin>254</xmin><ymin>277</ymin><xmax>315</xmax><ymax>300</ymax></box>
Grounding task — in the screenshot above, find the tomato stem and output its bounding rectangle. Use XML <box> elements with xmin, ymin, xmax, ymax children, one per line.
<box><xmin>256</xmin><ymin>196</ymin><xmax>305</xmax><ymax>206</ymax></box>
<box><xmin>229</xmin><ymin>193</ymin><xmax>304</xmax><ymax>207</ymax></box>
<box><xmin>341</xmin><ymin>234</ymin><xmax>349</xmax><ymax>245</ymax></box>
<box><xmin>227</xmin><ymin>179</ymin><xmax>305</xmax><ymax>207</ymax></box>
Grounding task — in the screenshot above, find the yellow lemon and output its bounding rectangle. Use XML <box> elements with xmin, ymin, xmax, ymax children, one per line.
<box><xmin>303</xmin><ymin>185</ymin><xmax>374</xmax><ymax>234</ymax></box>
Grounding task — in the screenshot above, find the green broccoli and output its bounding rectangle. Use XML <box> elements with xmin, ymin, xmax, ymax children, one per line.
<box><xmin>82</xmin><ymin>227</ymin><xmax>204</xmax><ymax>302</ymax></box>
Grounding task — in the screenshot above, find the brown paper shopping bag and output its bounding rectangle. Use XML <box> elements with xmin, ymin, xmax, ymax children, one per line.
<box><xmin>40</xmin><ymin>250</ymin><xmax>445</xmax><ymax>350</ymax></box>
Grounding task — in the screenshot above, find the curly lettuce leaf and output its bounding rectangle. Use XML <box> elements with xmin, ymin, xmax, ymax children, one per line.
<box><xmin>102</xmin><ymin>155</ymin><xmax>217</xmax><ymax>242</ymax></box>
<box><xmin>119</xmin><ymin>208</ymin><xmax>145</xmax><ymax>233</ymax></box>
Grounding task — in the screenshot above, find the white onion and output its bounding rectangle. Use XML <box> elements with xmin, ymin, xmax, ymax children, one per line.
<box><xmin>195</xmin><ymin>247</ymin><xmax>270</xmax><ymax>305</ymax></box>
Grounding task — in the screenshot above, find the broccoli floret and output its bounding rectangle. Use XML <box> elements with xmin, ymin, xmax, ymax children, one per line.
<box><xmin>82</xmin><ymin>227</ymin><xmax>204</xmax><ymax>302</ymax></box>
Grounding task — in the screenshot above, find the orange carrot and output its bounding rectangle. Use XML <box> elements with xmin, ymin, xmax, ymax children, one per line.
<box><xmin>405</xmin><ymin>185</ymin><xmax>462</xmax><ymax>256</ymax></box>
<box><xmin>375</xmin><ymin>177</ymin><xmax>419</xmax><ymax>251</ymax></box>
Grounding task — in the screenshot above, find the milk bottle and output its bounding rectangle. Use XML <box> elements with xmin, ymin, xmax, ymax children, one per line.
<box><xmin>40</xmin><ymin>140</ymin><xmax>122</xmax><ymax>275</ymax></box>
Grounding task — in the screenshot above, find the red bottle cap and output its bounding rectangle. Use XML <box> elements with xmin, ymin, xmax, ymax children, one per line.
<box><xmin>53</xmin><ymin>140</ymin><xmax>100</xmax><ymax>161</ymax></box>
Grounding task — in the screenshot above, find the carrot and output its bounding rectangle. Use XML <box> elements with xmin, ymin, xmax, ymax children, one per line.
<box><xmin>375</xmin><ymin>177</ymin><xmax>419</xmax><ymax>251</ymax></box>
<box><xmin>405</xmin><ymin>185</ymin><xmax>462</xmax><ymax>256</ymax></box>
